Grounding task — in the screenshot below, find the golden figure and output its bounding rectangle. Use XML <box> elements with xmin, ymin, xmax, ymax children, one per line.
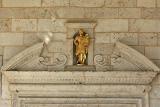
<box><xmin>74</xmin><ymin>29</ymin><xmax>90</xmax><ymax>65</ymax></box>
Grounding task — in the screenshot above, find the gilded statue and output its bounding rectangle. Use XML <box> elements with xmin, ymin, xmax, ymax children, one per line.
<box><xmin>74</xmin><ymin>29</ymin><xmax>90</xmax><ymax>65</ymax></box>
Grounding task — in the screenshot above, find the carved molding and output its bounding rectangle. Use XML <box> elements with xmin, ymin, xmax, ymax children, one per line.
<box><xmin>115</xmin><ymin>42</ymin><xmax>160</xmax><ymax>72</ymax></box>
<box><xmin>94</xmin><ymin>42</ymin><xmax>160</xmax><ymax>72</ymax></box>
<box><xmin>39</xmin><ymin>53</ymin><xmax>67</xmax><ymax>67</ymax></box>
<box><xmin>1</xmin><ymin>42</ymin><xmax>68</xmax><ymax>71</ymax></box>
<box><xmin>1</xmin><ymin>43</ymin><xmax>44</xmax><ymax>71</ymax></box>
<box><xmin>10</xmin><ymin>85</ymin><xmax>150</xmax><ymax>107</ymax></box>
<box><xmin>19</xmin><ymin>98</ymin><xmax>142</xmax><ymax>107</ymax></box>
<box><xmin>2</xmin><ymin>71</ymin><xmax>157</xmax><ymax>85</ymax></box>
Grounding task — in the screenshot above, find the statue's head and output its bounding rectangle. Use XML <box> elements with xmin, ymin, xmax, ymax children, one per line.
<box><xmin>79</xmin><ymin>29</ymin><xmax>84</xmax><ymax>36</ymax></box>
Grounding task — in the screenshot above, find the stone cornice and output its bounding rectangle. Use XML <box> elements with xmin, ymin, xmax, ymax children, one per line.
<box><xmin>2</xmin><ymin>71</ymin><xmax>157</xmax><ymax>85</ymax></box>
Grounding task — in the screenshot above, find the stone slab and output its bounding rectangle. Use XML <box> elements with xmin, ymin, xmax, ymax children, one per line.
<box><xmin>12</xmin><ymin>19</ymin><xmax>37</xmax><ymax>32</ymax></box>
<box><xmin>142</xmin><ymin>8</ymin><xmax>160</xmax><ymax>19</ymax></box>
<box><xmin>95</xmin><ymin>33</ymin><xmax>110</xmax><ymax>43</ymax></box>
<box><xmin>95</xmin><ymin>43</ymin><xmax>114</xmax><ymax>55</ymax></box>
<box><xmin>0</xmin><ymin>8</ymin><xmax>55</xmax><ymax>19</ymax></box>
<box><xmin>129</xmin><ymin>19</ymin><xmax>160</xmax><ymax>32</ymax></box>
<box><xmin>145</xmin><ymin>47</ymin><xmax>160</xmax><ymax>59</ymax></box>
<box><xmin>150</xmin><ymin>99</ymin><xmax>160</xmax><ymax>107</ymax></box>
<box><xmin>3</xmin><ymin>46</ymin><xmax>26</xmax><ymax>63</ymax></box>
<box><xmin>0</xmin><ymin>0</ymin><xmax>1</xmax><ymax>7</ymax></box>
<box><xmin>70</xmin><ymin>0</ymin><xmax>105</xmax><ymax>7</ymax></box>
<box><xmin>38</xmin><ymin>19</ymin><xmax>66</xmax><ymax>32</ymax></box>
<box><xmin>110</xmin><ymin>33</ymin><xmax>138</xmax><ymax>45</ymax></box>
<box><xmin>85</xmin><ymin>8</ymin><xmax>118</xmax><ymax>18</ymax></box>
<box><xmin>139</xmin><ymin>33</ymin><xmax>157</xmax><ymax>46</ymax></box>
<box><xmin>0</xmin><ymin>99</ymin><xmax>11</xmax><ymax>107</ymax></box>
<box><xmin>55</xmin><ymin>7</ymin><xmax>85</xmax><ymax>18</ymax></box>
<box><xmin>23</xmin><ymin>33</ymin><xmax>41</xmax><ymax>46</ymax></box>
<box><xmin>2</xmin><ymin>0</ymin><xmax>41</xmax><ymax>7</ymax></box>
<box><xmin>0</xmin><ymin>33</ymin><xmax>23</xmax><ymax>46</ymax></box>
<box><xmin>105</xmin><ymin>0</ymin><xmax>136</xmax><ymax>7</ymax></box>
<box><xmin>137</xmin><ymin>0</ymin><xmax>156</xmax><ymax>7</ymax></box>
<box><xmin>96</xmin><ymin>19</ymin><xmax>128</xmax><ymax>32</ymax></box>
<box><xmin>48</xmin><ymin>42</ymin><xmax>66</xmax><ymax>53</ymax></box>
<box><xmin>158</xmin><ymin>0</ymin><xmax>160</xmax><ymax>7</ymax></box>
<box><xmin>119</xmin><ymin>8</ymin><xmax>141</xmax><ymax>18</ymax></box>
<box><xmin>0</xmin><ymin>47</ymin><xmax>3</xmax><ymax>55</ymax></box>
<box><xmin>42</xmin><ymin>0</ymin><xmax>69</xmax><ymax>7</ymax></box>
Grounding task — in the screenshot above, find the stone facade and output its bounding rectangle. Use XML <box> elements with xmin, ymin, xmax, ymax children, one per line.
<box><xmin>0</xmin><ymin>0</ymin><xmax>160</xmax><ymax>107</ymax></box>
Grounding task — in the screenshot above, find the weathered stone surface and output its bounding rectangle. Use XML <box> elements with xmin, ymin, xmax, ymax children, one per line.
<box><xmin>131</xmin><ymin>46</ymin><xmax>145</xmax><ymax>54</ymax></box>
<box><xmin>2</xmin><ymin>0</ymin><xmax>41</xmax><ymax>7</ymax></box>
<box><xmin>85</xmin><ymin>8</ymin><xmax>118</xmax><ymax>18</ymax></box>
<box><xmin>42</xmin><ymin>0</ymin><xmax>69</xmax><ymax>7</ymax></box>
<box><xmin>12</xmin><ymin>19</ymin><xmax>37</xmax><ymax>32</ymax></box>
<box><xmin>23</xmin><ymin>33</ymin><xmax>41</xmax><ymax>46</ymax></box>
<box><xmin>38</xmin><ymin>19</ymin><xmax>66</xmax><ymax>32</ymax></box>
<box><xmin>119</xmin><ymin>8</ymin><xmax>141</xmax><ymax>18</ymax></box>
<box><xmin>0</xmin><ymin>47</ymin><xmax>3</xmax><ymax>55</ymax></box>
<box><xmin>129</xmin><ymin>19</ymin><xmax>160</xmax><ymax>32</ymax></box>
<box><xmin>158</xmin><ymin>0</ymin><xmax>160</xmax><ymax>7</ymax></box>
<box><xmin>37</xmin><ymin>32</ymin><xmax>66</xmax><ymax>43</ymax></box>
<box><xmin>139</xmin><ymin>33</ymin><xmax>157</xmax><ymax>46</ymax></box>
<box><xmin>96</xmin><ymin>19</ymin><xmax>128</xmax><ymax>32</ymax></box>
<box><xmin>105</xmin><ymin>0</ymin><xmax>136</xmax><ymax>7</ymax></box>
<box><xmin>150</xmin><ymin>99</ymin><xmax>160</xmax><ymax>107</ymax></box>
<box><xmin>0</xmin><ymin>8</ymin><xmax>55</xmax><ymax>19</ymax></box>
<box><xmin>0</xmin><ymin>99</ymin><xmax>11</xmax><ymax>107</ymax></box>
<box><xmin>56</xmin><ymin>7</ymin><xmax>85</xmax><ymax>18</ymax></box>
<box><xmin>158</xmin><ymin>33</ymin><xmax>160</xmax><ymax>46</ymax></box>
<box><xmin>145</xmin><ymin>47</ymin><xmax>160</xmax><ymax>59</ymax></box>
<box><xmin>48</xmin><ymin>42</ymin><xmax>66</xmax><ymax>53</ymax></box>
<box><xmin>70</xmin><ymin>0</ymin><xmax>105</xmax><ymax>7</ymax></box>
<box><xmin>95</xmin><ymin>33</ymin><xmax>110</xmax><ymax>43</ymax></box>
<box><xmin>95</xmin><ymin>43</ymin><xmax>114</xmax><ymax>55</ymax></box>
<box><xmin>0</xmin><ymin>0</ymin><xmax>2</xmax><ymax>7</ymax></box>
<box><xmin>0</xmin><ymin>55</ymin><xmax>2</xmax><ymax>67</ymax></box>
<box><xmin>0</xmin><ymin>33</ymin><xmax>23</xmax><ymax>46</ymax></box>
<box><xmin>137</xmin><ymin>0</ymin><xmax>156</xmax><ymax>7</ymax></box>
<box><xmin>0</xmin><ymin>19</ymin><xmax>11</xmax><ymax>32</ymax></box>
<box><xmin>150</xmin><ymin>86</ymin><xmax>160</xmax><ymax>98</ymax></box>
<box><xmin>142</xmin><ymin>8</ymin><xmax>160</xmax><ymax>19</ymax></box>
<box><xmin>0</xmin><ymin>8</ymin><xmax>118</xmax><ymax>19</ymax></box>
<box><xmin>52</xmin><ymin>33</ymin><xmax>66</xmax><ymax>41</ymax></box>
<box><xmin>110</xmin><ymin>33</ymin><xmax>138</xmax><ymax>45</ymax></box>
<box><xmin>152</xmin><ymin>60</ymin><xmax>160</xmax><ymax>68</ymax></box>
<box><xmin>3</xmin><ymin>46</ymin><xmax>27</xmax><ymax>63</ymax></box>
<box><xmin>23</xmin><ymin>8</ymin><xmax>55</xmax><ymax>19</ymax></box>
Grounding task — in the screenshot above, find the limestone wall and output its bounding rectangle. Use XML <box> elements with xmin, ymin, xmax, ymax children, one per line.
<box><xmin>0</xmin><ymin>0</ymin><xmax>160</xmax><ymax>107</ymax></box>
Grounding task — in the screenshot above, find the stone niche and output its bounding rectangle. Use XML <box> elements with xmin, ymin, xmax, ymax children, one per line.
<box><xmin>0</xmin><ymin>22</ymin><xmax>160</xmax><ymax>107</ymax></box>
<box><xmin>65</xmin><ymin>22</ymin><xmax>96</xmax><ymax>68</ymax></box>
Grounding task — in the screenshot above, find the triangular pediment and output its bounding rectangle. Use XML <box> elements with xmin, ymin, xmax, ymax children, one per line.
<box><xmin>1</xmin><ymin>42</ymin><xmax>159</xmax><ymax>72</ymax></box>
